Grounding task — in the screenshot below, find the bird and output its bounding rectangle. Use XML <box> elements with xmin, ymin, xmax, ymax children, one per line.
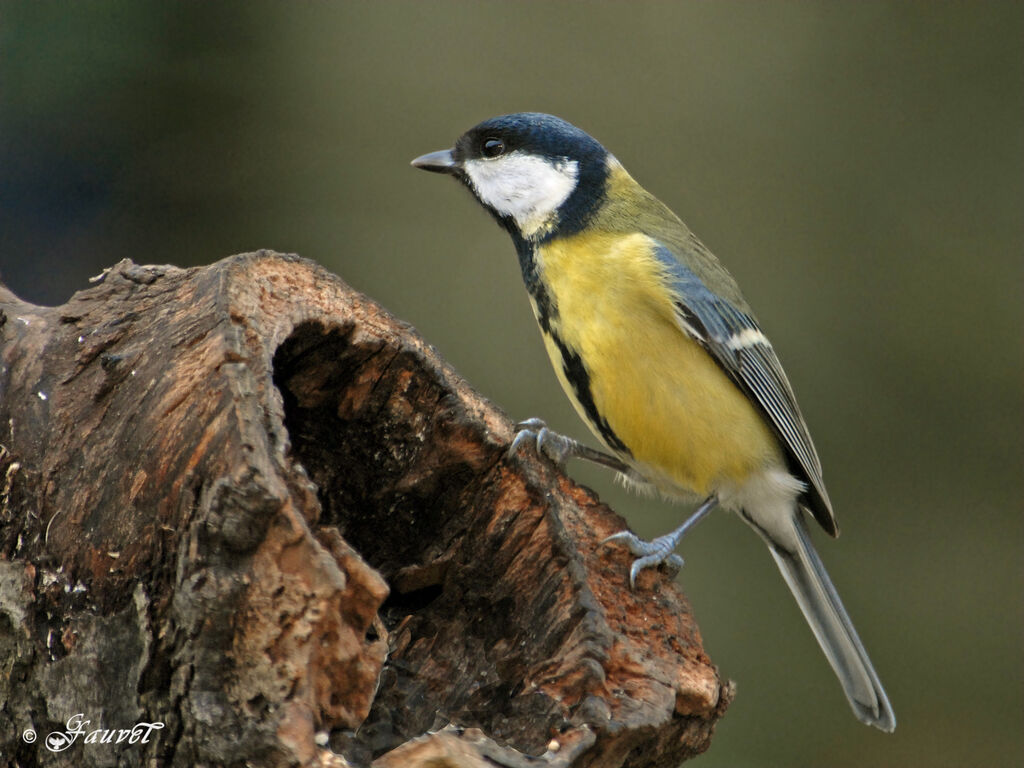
<box><xmin>411</xmin><ymin>112</ymin><xmax>895</xmax><ymax>731</ymax></box>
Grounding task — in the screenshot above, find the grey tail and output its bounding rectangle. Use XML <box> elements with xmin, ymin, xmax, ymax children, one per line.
<box><xmin>766</xmin><ymin>510</ymin><xmax>896</xmax><ymax>732</ymax></box>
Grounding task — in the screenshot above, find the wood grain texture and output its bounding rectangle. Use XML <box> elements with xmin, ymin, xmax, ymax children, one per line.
<box><xmin>0</xmin><ymin>252</ymin><xmax>730</xmax><ymax>767</ymax></box>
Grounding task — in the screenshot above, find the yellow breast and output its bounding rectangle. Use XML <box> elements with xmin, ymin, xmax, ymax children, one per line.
<box><xmin>536</xmin><ymin>231</ymin><xmax>783</xmax><ymax>497</ymax></box>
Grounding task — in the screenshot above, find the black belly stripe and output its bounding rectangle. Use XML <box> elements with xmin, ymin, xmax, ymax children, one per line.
<box><xmin>547</xmin><ymin>330</ymin><xmax>630</xmax><ymax>456</ymax></box>
<box><xmin>514</xmin><ymin>238</ymin><xmax>629</xmax><ymax>456</ymax></box>
<box><xmin>515</xmin><ymin>239</ymin><xmax>556</xmax><ymax>333</ymax></box>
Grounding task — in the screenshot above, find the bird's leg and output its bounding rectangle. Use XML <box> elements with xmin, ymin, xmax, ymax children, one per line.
<box><xmin>604</xmin><ymin>495</ymin><xmax>718</xmax><ymax>588</ymax></box>
<box><xmin>508</xmin><ymin>417</ymin><xmax>632</xmax><ymax>473</ymax></box>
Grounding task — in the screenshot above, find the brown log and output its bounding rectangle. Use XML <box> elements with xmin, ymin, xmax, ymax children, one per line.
<box><xmin>0</xmin><ymin>252</ymin><xmax>731</xmax><ymax>767</ymax></box>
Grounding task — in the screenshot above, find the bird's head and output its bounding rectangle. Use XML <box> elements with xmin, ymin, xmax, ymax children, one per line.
<box><xmin>412</xmin><ymin>113</ymin><xmax>610</xmax><ymax>241</ymax></box>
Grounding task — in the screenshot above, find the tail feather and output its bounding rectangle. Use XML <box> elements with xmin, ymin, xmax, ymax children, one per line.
<box><xmin>766</xmin><ymin>510</ymin><xmax>896</xmax><ymax>731</ymax></box>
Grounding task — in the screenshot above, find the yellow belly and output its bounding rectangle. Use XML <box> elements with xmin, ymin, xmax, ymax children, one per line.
<box><xmin>536</xmin><ymin>231</ymin><xmax>783</xmax><ymax>497</ymax></box>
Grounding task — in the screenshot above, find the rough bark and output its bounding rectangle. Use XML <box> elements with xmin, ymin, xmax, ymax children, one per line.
<box><xmin>0</xmin><ymin>252</ymin><xmax>731</xmax><ymax>767</ymax></box>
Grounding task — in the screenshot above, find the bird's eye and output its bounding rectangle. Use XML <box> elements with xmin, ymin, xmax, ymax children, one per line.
<box><xmin>482</xmin><ymin>138</ymin><xmax>505</xmax><ymax>158</ymax></box>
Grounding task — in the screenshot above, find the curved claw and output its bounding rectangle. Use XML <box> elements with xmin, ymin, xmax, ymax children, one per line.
<box><xmin>507</xmin><ymin>418</ymin><xmax>576</xmax><ymax>467</ymax></box>
<box><xmin>602</xmin><ymin>497</ymin><xmax>717</xmax><ymax>587</ymax></box>
<box><xmin>509</xmin><ymin>417</ymin><xmax>573</xmax><ymax>466</ymax></box>
<box><xmin>628</xmin><ymin>552</ymin><xmax>685</xmax><ymax>587</ymax></box>
<box><xmin>508</xmin><ymin>417</ymin><xmax>632</xmax><ymax>473</ymax></box>
<box><xmin>508</xmin><ymin>428</ymin><xmax>538</xmax><ymax>457</ymax></box>
<box><xmin>605</xmin><ymin>529</ymin><xmax>686</xmax><ymax>587</ymax></box>
<box><xmin>601</xmin><ymin>530</ymin><xmax>649</xmax><ymax>554</ymax></box>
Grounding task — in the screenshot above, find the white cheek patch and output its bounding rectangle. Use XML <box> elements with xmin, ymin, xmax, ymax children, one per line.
<box><xmin>463</xmin><ymin>152</ymin><xmax>579</xmax><ymax>236</ymax></box>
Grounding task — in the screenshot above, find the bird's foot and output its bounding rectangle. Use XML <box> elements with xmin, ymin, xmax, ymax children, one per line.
<box><xmin>603</xmin><ymin>496</ymin><xmax>718</xmax><ymax>588</ymax></box>
<box><xmin>602</xmin><ymin>530</ymin><xmax>686</xmax><ymax>588</ymax></box>
<box><xmin>508</xmin><ymin>417</ymin><xmax>631</xmax><ymax>473</ymax></box>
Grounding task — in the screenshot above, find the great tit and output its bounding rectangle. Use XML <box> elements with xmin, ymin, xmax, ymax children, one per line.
<box><xmin>411</xmin><ymin>112</ymin><xmax>895</xmax><ymax>731</ymax></box>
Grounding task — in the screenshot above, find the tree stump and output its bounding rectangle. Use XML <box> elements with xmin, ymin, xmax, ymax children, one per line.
<box><xmin>0</xmin><ymin>252</ymin><xmax>731</xmax><ymax>767</ymax></box>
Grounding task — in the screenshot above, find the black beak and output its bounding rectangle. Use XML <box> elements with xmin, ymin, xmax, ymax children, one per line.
<box><xmin>411</xmin><ymin>149</ymin><xmax>458</xmax><ymax>174</ymax></box>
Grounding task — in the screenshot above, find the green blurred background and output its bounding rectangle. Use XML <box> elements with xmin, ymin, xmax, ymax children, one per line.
<box><xmin>1</xmin><ymin>2</ymin><xmax>1020</xmax><ymax>766</ymax></box>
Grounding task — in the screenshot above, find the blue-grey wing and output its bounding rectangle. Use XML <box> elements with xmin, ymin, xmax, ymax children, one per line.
<box><xmin>652</xmin><ymin>243</ymin><xmax>837</xmax><ymax>535</ymax></box>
